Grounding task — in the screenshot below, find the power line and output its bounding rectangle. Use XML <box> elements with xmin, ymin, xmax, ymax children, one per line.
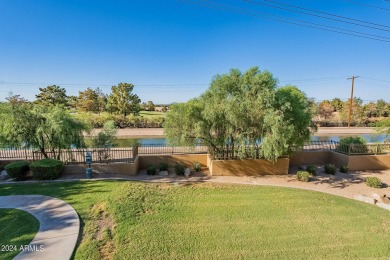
<box><xmin>0</xmin><ymin>76</ymin><xmax>388</xmax><ymax>91</ymax></box>
<box><xmin>360</xmin><ymin>76</ymin><xmax>390</xmax><ymax>84</ymax></box>
<box><xmin>179</xmin><ymin>0</ymin><xmax>390</xmax><ymax>43</ymax></box>
<box><xmin>243</xmin><ymin>0</ymin><xmax>390</xmax><ymax>32</ymax></box>
<box><xmin>341</xmin><ymin>0</ymin><xmax>390</xmax><ymax>11</ymax></box>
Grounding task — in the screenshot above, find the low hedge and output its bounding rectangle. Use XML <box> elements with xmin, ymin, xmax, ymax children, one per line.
<box><xmin>147</xmin><ymin>165</ymin><xmax>157</xmax><ymax>175</ymax></box>
<box><xmin>324</xmin><ymin>164</ymin><xmax>337</xmax><ymax>175</ymax></box>
<box><xmin>340</xmin><ymin>165</ymin><xmax>348</xmax><ymax>173</ymax></box>
<box><xmin>366</xmin><ymin>177</ymin><xmax>382</xmax><ymax>189</ymax></box>
<box><xmin>4</xmin><ymin>161</ymin><xmax>30</xmax><ymax>181</ymax></box>
<box><xmin>174</xmin><ymin>163</ymin><xmax>185</xmax><ymax>176</ymax></box>
<box><xmin>30</xmin><ymin>158</ymin><xmax>64</xmax><ymax>180</ymax></box>
<box><xmin>305</xmin><ymin>165</ymin><xmax>317</xmax><ymax>176</ymax></box>
<box><xmin>297</xmin><ymin>171</ymin><xmax>311</xmax><ymax>182</ymax></box>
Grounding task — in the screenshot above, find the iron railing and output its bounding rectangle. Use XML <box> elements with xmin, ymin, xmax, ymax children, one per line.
<box><xmin>138</xmin><ymin>143</ymin><xmax>208</xmax><ymax>155</ymax></box>
<box><xmin>335</xmin><ymin>143</ymin><xmax>390</xmax><ymax>155</ymax></box>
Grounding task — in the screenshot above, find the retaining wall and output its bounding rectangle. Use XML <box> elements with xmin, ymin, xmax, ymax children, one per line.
<box><xmin>63</xmin><ymin>156</ymin><xmax>139</xmax><ymax>175</ymax></box>
<box><xmin>209</xmin><ymin>158</ymin><xmax>289</xmax><ymax>176</ymax></box>
<box><xmin>139</xmin><ymin>154</ymin><xmax>207</xmax><ymax>169</ymax></box>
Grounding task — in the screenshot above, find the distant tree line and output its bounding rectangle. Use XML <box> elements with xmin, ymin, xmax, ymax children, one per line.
<box><xmin>313</xmin><ymin>98</ymin><xmax>390</xmax><ymax>127</ymax></box>
<box><xmin>5</xmin><ymin>83</ymin><xmax>166</xmax><ymax>118</ymax></box>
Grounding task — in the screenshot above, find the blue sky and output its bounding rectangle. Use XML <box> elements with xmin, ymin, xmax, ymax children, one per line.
<box><xmin>0</xmin><ymin>0</ymin><xmax>389</xmax><ymax>104</ymax></box>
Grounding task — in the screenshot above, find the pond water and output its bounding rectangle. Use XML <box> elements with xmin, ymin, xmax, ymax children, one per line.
<box><xmin>89</xmin><ymin>133</ymin><xmax>390</xmax><ymax>148</ymax></box>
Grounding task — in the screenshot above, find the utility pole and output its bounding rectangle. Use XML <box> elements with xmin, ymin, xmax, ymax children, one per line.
<box><xmin>347</xmin><ymin>76</ymin><xmax>359</xmax><ymax>128</ymax></box>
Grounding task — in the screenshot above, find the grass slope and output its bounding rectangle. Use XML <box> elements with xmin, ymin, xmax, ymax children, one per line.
<box><xmin>1</xmin><ymin>181</ymin><xmax>390</xmax><ymax>259</ymax></box>
<box><xmin>0</xmin><ymin>209</ymin><xmax>39</xmax><ymax>259</ymax></box>
<box><xmin>139</xmin><ymin>111</ymin><xmax>166</xmax><ymax>118</ymax></box>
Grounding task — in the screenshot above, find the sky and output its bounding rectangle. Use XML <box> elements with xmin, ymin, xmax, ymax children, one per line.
<box><xmin>0</xmin><ymin>0</ymin><xmax>389</xmax><ymax>104</ymax></box>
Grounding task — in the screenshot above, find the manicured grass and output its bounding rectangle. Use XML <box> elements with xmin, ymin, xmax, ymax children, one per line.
<box><xmin>1</xmin><ymin>181</ymin><xmax>390</xmax><ymax>259</ymax></box>
<box><xmin>139</xmin><ymin>111</ymin><xmax>166</xmax><ymax>118</ymax></box>
<box><xmin>0</xmin><ymin>209</ymin><xmax>39</xmax><ymax>259</ymax></box>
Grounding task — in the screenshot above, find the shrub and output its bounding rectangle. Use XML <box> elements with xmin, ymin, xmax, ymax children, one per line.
<box><xmin>174</xmin><ymin>163</ymin><xmax>185</xmax><ymax>176</ymax></box>
<box><xmin>4</xmin><ymin>161</ymin><xmax>30</xmax><ymax>181</ymax></box>
<box><xmin>324</xmin><ymin>164</ymin><xmax>337</xmax><ymax>175</ymax></box>
<box><xmin>193</xmin><ymin>162</ymin><xmax>201</xmax><ymax>172</ymax></box>
<box><xmin>158</xmin><ymin>162</ymin><xmax>169</xmax><ymax>171</ymax></box>
<box><xmin>340</xmin><ymin>165</ymin><xmax>348</xmax><ymax>173</ymax></box>
<box><xmin>336</xmin><ymin>136</ymin><xmax>368</xmax><ymax>154</ymax></box>
<box><xmin>297</xmin><ymin>171</ymin><xmax>311</xmax><ymax>182</ymax></box>
<box><xmin>146</xmin><ymin>165</ymin><xmax>156</xmax><ymax>175</ymax></box>
<box><xmin>305</xmin><ymin>165</ymin><xmax>317</xmax><ymax>176</ymax></box>
<box><xmin>366</xmin><ymin>177</ymin><xmax>382</xmax><ymax>188</ymax></box>
<box><xmin>30</xmin><ymin>158</ymin><xmax>64</xmax><ymax>180</ymax></box>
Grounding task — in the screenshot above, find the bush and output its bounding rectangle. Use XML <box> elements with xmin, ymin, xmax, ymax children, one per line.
<box><xmin>336</xmin><ymin>136</ymin><xmax>368</xmax><ymax>154</ymax></box>
<box><xmin>305</xmin><ymin>165</ymin><xmax>317</xmax><ymax>176</ymax></box>
<box><xmin>366</xmin><ymin>177</ymin><xmax>382</xmax><ymax>188</ymax></box>
<box><xmin>158</xmin><ymin>162</ymin><xmax>169</xmax><ymax>171</ymax></box>
<box><xmin>146</xmin><ymin>165</ymin><xmax>156</xmax><ymax>175</ymax></box>
<box><xmin>4</xmin><ymin>161</ymin><xmax>30</xmax><ymax>181</ymax></box>
<box><xmin>30</xmin><ymin>158</ymin><xmax>64</xmax><ymax>180</ymax></box>
<box><xmin>193</xmin><ymin>162</ymin><xmax>201</xmax><ymax>172</ymax></box>
<box><xmin>340</xmin><ymin>165</ymin><xmax>348</xmax><ymax>173</ymax></box>
<box><xmin>297</xmin><ymin>171</ymin><xmax>311</xmax><ymax>182</ymax></box>
<box><xmin>174</xmin><ymin>163</ymin><xmax>185</xmax><ymax>176</ymax></box>
<box><xmin>324</xmin><ymin>164</ymin><xmax>337</xmax><ymax>175</ymax></box>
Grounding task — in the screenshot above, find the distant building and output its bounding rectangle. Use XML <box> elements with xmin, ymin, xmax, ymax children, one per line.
<box><xmin>154</xmin><ymin>106</ymin><xmax>169</xmax><ymax>112</ymax></box>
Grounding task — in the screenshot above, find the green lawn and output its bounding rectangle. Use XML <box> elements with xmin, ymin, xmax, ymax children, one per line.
<box><xmin>1</xmin><ymin>181</ymin><xmax>390</xmax><ymax>259</ymax></box>
<box><xmin>0</xmin><ymin>209</ymin><xmax>39</xmax><ymax>259</ymax></box>
<box><xmin>139</xmin><ymin>111</ymin><xmax>166</xmax><ymax>118</ymax></box>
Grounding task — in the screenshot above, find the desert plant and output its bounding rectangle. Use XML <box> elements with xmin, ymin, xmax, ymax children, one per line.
<box><xmin>340</xmin><ymin>165</ymin><xmax>348</xmax><ymax>173</ymax></box>
<box><xmin>30</xmin><ymin>158</ymin><xmax>63</xmax><ymax>180</ymax></box>
<box><xmin>366</xmin><ymin>177</ymin><xmax>382</xmax><ymax>188</ymax></box>
<box><xmin>305</xmin><ymin>165</ymin><xmax>317</xmax><ymax>176</ymax></box>
<box><xmin>324</xmin><ymin>164</ymin><xmax>337</xmax><ymax>175</ymax></box>
<box><xmin>159</xmin><ymin>162</ymin><xmax>169</xmax><ymax>171</ymax></box>
<box><xmin>174</xmin><ymin>163</ymin><xmax>185</xmax><ymax>176</ymax></box>
<box><xmin>4</xmin><ymin>161</ymin><xmax>30</xmax><ymax>181</ymax></box>
<box><xmin>193</xmin><ymin>162</ymin><xmax>201</xmax><ymax>172</ymax></box>
<box><xmin>146</xmin><ymin>165</ymin><xmax>156</xmax><ymax>175</ymax></box>
<box><xmin>336</xmin><ymin>136</ymin><xmax>368</xmax><ymax>154</ymax></box>
<box><xmin>297</xmin><ymin>171</ymin><xmax>311</xmax><ymax>182</ymax></box>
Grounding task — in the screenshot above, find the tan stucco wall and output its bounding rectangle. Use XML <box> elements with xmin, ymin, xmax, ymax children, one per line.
<box><xmin>210</xmin><ymin>158</ymin><xmax>289</xmax><ymax>176</ymax></box>
<box><xmin>63</xmin><ymin>156</ymin><xmax>139</xmax><ymax>175</ymax></box>
<box><xmin>329</xmin><ymin>151</ymin><xmax>349</xmax><ymax>168</ymax></box>
<box><xmin>348</xmin><ymin>155</ymin><xmax>390</xmax><ymax>171</ymax></box>
<box><xmin>139</xmin><ymin>154</ymin><xmax>207</xmax><ymax>169</ymax></box>
<box><xmin>289</xmin><ymin>151</ymin><xmax>330</xmax><ymax>166</ymax></box>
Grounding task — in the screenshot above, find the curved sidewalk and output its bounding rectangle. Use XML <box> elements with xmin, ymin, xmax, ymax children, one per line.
<box><xmin>0</xmin><ymin>195</ymin><xmax>79</xmax><ymax>260</ymax></box>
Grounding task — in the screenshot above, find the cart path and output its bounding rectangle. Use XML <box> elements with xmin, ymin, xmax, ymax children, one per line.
<box><xmin>0</xmin><ymin>195</ymin><xmax>79</xmax><ymax>260</ymax></box>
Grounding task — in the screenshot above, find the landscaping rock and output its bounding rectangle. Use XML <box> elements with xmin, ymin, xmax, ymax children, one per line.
<box><xmin>380</xmin><ymin>194</ymin><xmax>390</xmax><ymax>204</ymax></box>
<box><xmin>0</xmin><ymin>170</ymin><xmax>10</xmax><ymax>180</ymax></box>
<box><xmin>184</xmin><ymin>168</ymin><xmax>191</xmax><ymax>177</ymax></box>
<box><xmin>372</xmin><ymin>193</ymin><xmax>381</xmax><ymax>200</ymax></box>
<box><xmin>159</xmin><ymin>171</ymin><xmax>169</xmax><ymax>176</ymax></box>
<box><xmin>354</xmin><ymin>194</ymin><xmax>376</xmax><ymax>204</ymax></box>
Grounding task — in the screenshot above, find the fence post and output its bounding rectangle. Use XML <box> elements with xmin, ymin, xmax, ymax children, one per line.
<box><xmin>349</xmin><ymin>144</ymin><xmax>352</xmax><ymax>156</ymax></box>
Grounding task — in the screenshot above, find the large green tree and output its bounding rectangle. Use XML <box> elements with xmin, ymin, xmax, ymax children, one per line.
<box><xmin>0</xmin><ymin>104</ymin><xmax>88</xmax><ymax>159</ymax></box>
<box><xmin>107</xmin><ymin>83</ymin><xmax>141</xmax><ymax>117</ymax></box>
<box><xmin>164</xmin><ymin>67</ymin><xmax>314</xmax><ymax>161</ymax></box>
<box><xmin>35</xmin><ymin>85</ymin><xmax>68</xmax><ymax>107</ymax></box>
<box><xmin>77</xmin><ymin>87</ymin><xmax>100</xmax><ymax>113</ymax></box>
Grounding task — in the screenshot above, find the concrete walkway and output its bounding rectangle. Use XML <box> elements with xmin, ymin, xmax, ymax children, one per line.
<box><xmin>0</xmin><ymin>195</ymin><xmax>79</xmax><ymax>260</ymax></box>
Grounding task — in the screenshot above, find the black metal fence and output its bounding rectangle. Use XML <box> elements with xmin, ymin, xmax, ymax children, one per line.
<box><xmin>0</xmin><ymin>147</ymin><xmax>137</xmax><ymax>164</ymax></box>
<box><xmin>0</xmin><ymin>148</ymin><xmax>34</xmax><ymax>160</ymax></box>
<box><xmin>2</xmin><ymin>140</ymin><xmax>390</xmax><ymax>163</ymax></box>
<box><xmin>138</xmin><ymin>143</ymin><xmax>208</xmax><ymax>155</ymax></box>
<box><xmin>291</xmin><ymin>140</ymin><xmax>339</xmax><ymax>152</ymax></box>
<box><xmin>335</xmin><ymin>143</ymin><xmax>390</xmax><ymax>155</ymax></box>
